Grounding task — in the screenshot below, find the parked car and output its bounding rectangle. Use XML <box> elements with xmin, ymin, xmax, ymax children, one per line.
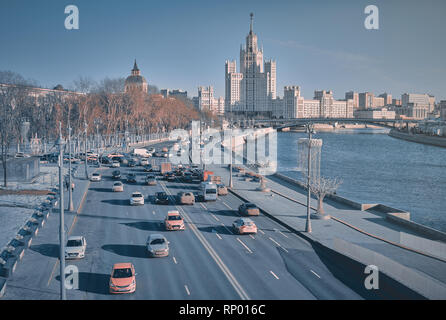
<box><xmin>164</xmin><ymin>210</ymin><xmax>185</xmax><ymax>231</ymax></box>
<box><xmin>140</xmin><ymin>158</ymin><xmax>149</xmax><ymax>166</ymax></box>
<box><xmin>111</xmin><ymin>161</ymin><xmax>120</xmax><ymax>168</ymax></box>
<box><xmin>165</xmin><ymin>172</ymin><xmax>176</xmax><ymax>182</ymax></box>
<box><xmin>112</xmin><ymin>181</ymin><xmax>124</xmax><ymax>192</ymax></box>
<box><xmin>178</xmin><ymin>192</ymin><xmax>195</xmax><ymax>205</ymax></box>
<box><xmin>130</xmin><ymin>192</ymin><xmax>144</xmax><ymax>205</ymax></box>
<box><xmin>232</xmin><ymin>218</ymin><xmax>257</xmax><ymax>235</ymax></box>
<box><xmin>112</xmin><ymin>170</ymin><xmax>121</xmax><ymax>179</ymax></box>
<box><xmin>155</xmin><ymin>192</ymin><xmax>169</xmax><ymax>205</ymax></box>
<box><xmin>143</xmin><ymin>164</ymin><xmax>153</xmax><ymax>172</ymax></box>
<box><xmin>238</xmin><ymin>203</ymin><xmax>260</xmax><ymax>216</ymax></box>
<box><xmin>127</xmin><ymin>173</ymin><xmax>137</xmax><ymax>183</ymax></box>
<box><xmin>146</xmin><ymin>234</ymin><xmax>169</xmax><ymax>257</ymax></box>
<box><xmin>109</xmin><ymin>263</ymin><xmax>136</xmax><ymax>294</ymax></box>
<box><xmin>65</xmin><ymin>236</ymin><xmax>87</xmax><ymax>259</ymax></box>
<box><xmin>90</xmin><ymin>173</ymin><xmax>102</xmax><ymax>182</ymax></box>
<box><xmin>145</xmin><ymin>175</ymin><xmax>157</xmax><ymax>186</ymax></box>
<box><xmin>217</xmin><ymin>184</ymin><xmax>228</xmax><ymax>195</ymax></box>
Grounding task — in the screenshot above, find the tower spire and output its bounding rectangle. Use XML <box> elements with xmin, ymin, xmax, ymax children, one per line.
<box><xmin>133</xmin><ymin>59</ymin><xmax>139</xmax><ymax>71</ymax></box>
<box><xmin>250</xmin><ymin>13</ymin><xmax>254</xmax><ymax>33</ymax></box>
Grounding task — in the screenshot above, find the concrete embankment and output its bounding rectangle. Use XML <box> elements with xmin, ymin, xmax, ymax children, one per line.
<box><xmin>389</xmin><ymin>129</ymin><xmax>446</xmax><ymax>148</ymax></box>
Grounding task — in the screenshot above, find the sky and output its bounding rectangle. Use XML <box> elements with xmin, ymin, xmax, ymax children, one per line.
<box><xmin>1</xmin><ymin>0</ymin><xmax>445</xmax><ymax>100</ymax></box>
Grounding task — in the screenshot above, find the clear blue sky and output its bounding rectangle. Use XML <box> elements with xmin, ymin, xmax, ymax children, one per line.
<box><xmin>1</xmin><ymin>0</ymin><xmax>445</xmax><ymax>100</ymax></box>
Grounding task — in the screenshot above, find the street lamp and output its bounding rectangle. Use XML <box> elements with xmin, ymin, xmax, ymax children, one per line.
<box><xmin>56</xmin><ymin>123</ymin><xmax>66</xmax><ymax>300</ymax></box>
<box><xmin>94</xmin><ymin>119</ymin><xmax>101</xmax><ymax>168</ymax></box>
<box><xmin>84</xmin><ymin>121</ymin><xmax>89</xmax><ymax>180</ymax></box>
<box><xmin>229</xmin><ymin>132</ymin><xmax>233</xmax><ymax>188</ymax></box>
<box><xmin>67</xmin><ymin>124</ymin><xmax>74</xmax><ymax>212</ymax></box>
<box><xmin>305</xmin><ymin>123</ymin><xmax>316</xmax><ymax>233</ymax></box>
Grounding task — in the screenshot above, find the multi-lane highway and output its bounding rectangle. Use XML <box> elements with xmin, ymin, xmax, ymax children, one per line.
<box><xmin>3</xmin><ymin>141</ymin><xmax>362</xmax><ymax>300</ymax></box>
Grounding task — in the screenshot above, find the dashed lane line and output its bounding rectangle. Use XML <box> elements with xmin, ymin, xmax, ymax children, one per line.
<box><xmin>237</xmin><ymin>237</ymin><xmax>253</xmax><ymax>254</ymax></box>
<box><xmin>270</xmin><ymin>271</ymin><xmax>280</xmax><ymax>280</ymax></box>
<box><xmin>310</xmin><ymin>270</ymin><xmax>321</xmax><ymax>279</ymax></box>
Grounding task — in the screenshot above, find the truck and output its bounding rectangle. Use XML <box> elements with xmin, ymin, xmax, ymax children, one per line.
<box><xmin>161</xmin><ymin>162</ymin><xmax>172</xmax><ymax>175</ymax></box>
<box><xmin>202</xmin><ymin>170</ymin><xmax>221</xmax><ymax>184</ymax></box>
<box><xmin>132</xmin><ymin>148</ymin><xmax>151</xmax><ymax>158</ymax></box>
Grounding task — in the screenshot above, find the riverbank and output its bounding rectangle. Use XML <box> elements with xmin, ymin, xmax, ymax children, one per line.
<box><xmin>389</xmin><ymin>128</ymin><xmax>446</xmax><ymax>148</ymax></box>
<box><xmin>283</xmin><ymin>123</ymin><xmax>384</xmax><ymax>132</ymax></box>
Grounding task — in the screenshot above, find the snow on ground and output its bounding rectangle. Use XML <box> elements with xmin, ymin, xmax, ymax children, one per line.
<box><xmin>0</xmin><ymin>164</ymin><xmax>67</xmax><ymax>250</ymax></box>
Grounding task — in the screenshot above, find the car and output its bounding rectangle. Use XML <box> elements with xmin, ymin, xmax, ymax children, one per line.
<box><xmin>140</xmin><ymin>158</ymin><xmax>149</xmax><ymax>166</ymax></box>
<box><xmin>178</xmin><ymin>192</ymin><xmax>195</xmax><ymax>205</ymax></box>
<box><xmin>127</xmin><ymin>173</ymin><xmax>137</xmax><ymax>183</ymax></box>
<box><xmin>130</xmin><ymin>192</ymin><xmax>144</xmax><ymax>205</ymax></box>
<box><xmin>217</xmin><ymin>184</ymin><xmax>228</xmax><ymax>195</ymax></box>
<box><xmin>111</xmin><ymin>161</ymin><xmax>120</xmax><ymax>168</ymax></box>
<box><xmin>146</xmin><ymin>234</ymin><xmax>169</xmax><ymax>257</ymax></box>
<box><xmin>162</xmin><ymin>153</ymin><xmax>168</xmax><ymax>158</ymax></box>
<box><xmin>147</xmin><ymin>147</ymin><xmax>155</xmax><ymax>153</ymax></box>
<box><xmin>145</xmin><ymin>175</ymin><xmax>157</xmax><ymax>186</ymax></box>
<box><xmin>112</xmin><ymin>181</ymin><xmax>124</xmax><ymax>192</ymax></box>
<box><xmin>112</xmin><ymin>170</ymin><xmax>121</xmax><ymax>179</ymax></box>
<box><xmin>232</xmin><ymin>218</ymin><xmax>257</xmax><ymax>235</ymax></box>
<box><xmin>65</xmin><ymin>236</ymin><xmax>87</xmax><ymax>259</ymax></box>
<box><xmin>109</xmin><ymin>263</ymin><xmax>136</xmax><ymax>294</ymax></box>
<box><xmin>238</xmin><ymin>203</ymin><xmax>260</xmax><ymax>216</ymax></box>
<box><xmin>182</xmin><ymin>172</ymin><xmax>193</xmax><ymax>183</ymax></box>
<box><xmin>90</xmin><ymin>173</ymin><xmax>102</xmax><ymax>182</ymax></box>
<box><xmin>164</xmin><ymin>210</ymin><xmax>185</xmax><ymax>231</ymax></box>
<box><xmin>127</xmin><ymin>159</ymin><xmax>136</xmax><ymax>167</ymax></box>
<box><xmin>165</xmin><ymin>172</ymin><xmax>176</xmax><ymax>182</ymax></box>
<box><xmin>155</xmin><ymin>192</ymin><xmax>169</xmax><ymax>205</ymax></box>
<box><xmin>143</xmin><ymin>164</ymin><xmax>153</xmax><ymax>172</ymax></box>
<box><xmin>162</xmin><ymin>147</ymin><xmax>168</xmax><ymax>153</ymax></box>
<box><xmin>154</xmin><ymin>152</ymin><xmax>162</xmax><ymax>157</ymax></box>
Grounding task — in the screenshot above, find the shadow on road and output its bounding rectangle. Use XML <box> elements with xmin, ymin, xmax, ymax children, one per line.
<box><xmin>101</xmin><ymin>199</ymin><xmax>129</xmax><ymax>206</ymax></box>
<box><xmin>90</xmin><ymin>187</ymin><xmax>111</xmax><ymax>193</ymax></box>
<box><xmin>102</xmin><ymin>244</ymin><xmax>148</xmax><ymax>258</ymax></box>
<box><xmin>120</xmin><ymin>221</ymin><xmax>164</xmax><ymax>231</ymax></box>
<box><xmin>30</xmin><ymin>243</ymin><xmax>59</xmax><ymax>258</ymax></box>
<box><xmin>56</xmin><ymin>272</ymin><xmax>110</xmax><ymax>295</ymax></box>
<box><xmin>212</xmin><ymin>209</ymin><xmax>239</xmax><ymax>217</ymax></box>
<box><xmin>198</xmin><ymin>225</ymin><xmax>234</xmax><ymax>235</ymax></box>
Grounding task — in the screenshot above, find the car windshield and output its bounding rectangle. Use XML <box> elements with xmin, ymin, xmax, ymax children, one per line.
<box><xmin>168</xmin><ymin>215</ymin><xmax>182</xmax><ymax>221</ymax></box>
<box><xmin>114</xmin><ymin>182</ymin><xmax>122</xmax><ymax>186</ymax></box>
<box><xmin>67</xmin><ymin>240</ymin><xmax>82</xmax><ymax>247</ymax></box>
<box><xmin>244</xmin><ymin>221</ymin><xmax>254</xmax><ymax>226</ymax></box>
<box><xmin>206</xmin><ymin>189</ymin><xmax>217</xmax><ymax>194</ymax></box>
<box><xmin>150</xmin><ymin>238</ymin><xmax>165</xmax><ymax>245</ymax></box>
<box><xmin>113</xmin><ymin>268</ymin><xmax>132</xmax><ymax>278</ymax></box>
<box><xmin>132</xmin><ymin>193</ymin><xmax>142</xmax><ymax>197</ymax></box>
<box><xmin>157</xmin><ymin>193</ymin><xmax>167</xmax><ymax>198</ymax></box>
<box><xmin>246</xmin><ymin>204</ymin><xmax>257</xmax><ymax>208</ymax></box>
<box><xmin>93</xmin><ymin>173</ymin><xmax>99</xmax><ymax>177</ymax></box>
<box><xmin>113</xmin><ymin>171</ymin><xmax>120</xmax><ymax>174</ymax></box>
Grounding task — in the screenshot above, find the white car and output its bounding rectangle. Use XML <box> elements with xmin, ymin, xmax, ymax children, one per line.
<box><xmin>111</xmin><ymin>161</ymin><xmax>120</xmax><ymax>168</ymax></box>
<box><xmin>112</xmin><ymin>181</ymin><xmax>124</xmax><ymax>192</ymax></box>
<box><xmin>65</xmin><ymin>236</ymin><xmax>87</xmax><ymax>259</ymax></box>
<box><xmin>90</xmin><ymin>173</ymin><xmax>102</xmax><ymax>182</ymax></box>
<box><xmin>130</xmin><ymin>192</ymin><xmax>145</xmax><ymax>206</ymax></box>
<box><xmin>140</xmin><ymin>158</ymin><xmax>149</xmax><ymax>166</ymax></box>
<box><xmin>147</xmin><ymin>147</ymin><xmax>155</xmax><ymax>153</ymax></box>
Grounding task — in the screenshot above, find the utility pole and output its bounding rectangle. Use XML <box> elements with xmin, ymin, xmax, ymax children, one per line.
<box><xmin>305</xmin><ymin>123</ymin><xmax>314</xmax><ymax>233</ymax></box>
<box><xmin>84</xmin><ymin>121</ymin><xmax>89</xmax><ymax>180</ymax></box>
<box><xmin>229</xmin><ymin>132</ymin><xmax>233</xmax><ymax>188</ymax></box>
<box><xmin>94</xmin><ymin>119</ymin><xmax>101</xmax><ymax>168</ymax></box>
<box><xmin>57</xmin><ymin>122</ymin><xmax>66</xmax><ymax>300</ymax></box>
<box><xmin>67</xmin><ymin>124</ymin><xmax>74</xmax><ymax>211</ymax></box>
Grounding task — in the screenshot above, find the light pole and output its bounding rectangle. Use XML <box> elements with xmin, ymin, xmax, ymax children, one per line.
<box><xmin>305</xmin><ymin>123</ymin><xmax>315</xmax><ymax>233</ymax></box>
<box><xmin>56</xmin><ymin>122</ymin><xmax>66</xmax><ymax>300</ymax></box>
<box><xmin>94</xmin><ymin>119</ymin><xmax>101</xmax><ymax>168</ymax></box>
<box><xmin>67</xmin><ymin>124</ymin><xmax>74</xmax><ymax>212</ymax></box>
<box><xmin>229</xmin><ymin>131</ymin><xmax>233</xmax><ymax>188</ymax></box>
<box><xmin>84</xmin><ymin>121</ymin><xmax>89</xmax><ymax>180</ymax></box>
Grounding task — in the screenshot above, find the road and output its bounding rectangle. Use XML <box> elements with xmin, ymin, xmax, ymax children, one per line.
<box><xmin>3</xmin><ymin>141</ymin><xmax>362</xmax><ymax>300</ymax></box>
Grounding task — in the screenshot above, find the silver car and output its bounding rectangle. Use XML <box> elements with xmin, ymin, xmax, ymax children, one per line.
<box><xmin>146</xmin><ymin>234</ymin><xmax>169</xmax><ymax>257</ymax></box>
<box><xmin>65</xmin><ymin>236</ymin><xmax>87</xmax><ymax>259</ymax></box>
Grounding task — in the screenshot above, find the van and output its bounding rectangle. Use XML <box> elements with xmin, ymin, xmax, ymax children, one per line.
<box><xmin>199</xmin><ymin>182</ymin><xmax>218</xmax><ymax>201</ymax></box>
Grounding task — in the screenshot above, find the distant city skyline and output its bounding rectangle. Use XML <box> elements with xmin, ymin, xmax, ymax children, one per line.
<box><xmin>1</xmin><ymin>0</ymin><xmax>445</xmax><ymax>100</ymax></box>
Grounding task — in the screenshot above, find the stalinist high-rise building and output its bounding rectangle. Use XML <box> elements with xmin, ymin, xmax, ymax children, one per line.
<box><xmin>225</xmin><ymin>13</ymin><xmax>276</xmax><ymax>117</ymax></box>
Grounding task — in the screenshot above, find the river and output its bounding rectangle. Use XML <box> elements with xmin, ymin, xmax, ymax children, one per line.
<box><xmin>276</xmin><ymin>129</ymin><xmax>446</xmax><ymax>232</ymax></box>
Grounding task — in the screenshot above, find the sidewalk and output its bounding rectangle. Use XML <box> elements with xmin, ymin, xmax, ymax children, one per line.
<box><xmin>210</xmin><ymin>164</ymin><xmax>446</xmax><ymax>287</ymax></box>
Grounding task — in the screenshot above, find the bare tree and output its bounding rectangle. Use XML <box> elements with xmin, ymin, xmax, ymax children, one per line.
<box><xmin>309</xmin><ymin>177</ymin><xmax>343</xmax><ymax>216</ymax></box>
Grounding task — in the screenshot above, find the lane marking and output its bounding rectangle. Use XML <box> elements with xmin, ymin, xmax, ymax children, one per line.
<box><xmin>310</xmin><ymin>270</ymin><xmax>321</xmax><ymax>279</ymax></box>
<box><xmin>221</xmin><ymin>223</ymin><xmax>234</xmax><ymax>235</ymax></box>
<box><xmin>279</xmin><ymin>231</ymin><xmax>289</xmax><ymax>238</ymax></box>
<box><xmin>270</xmin><ymin>270</ymin><xmax>280</xmax><ymax>280</ymax></box>
<box><xmin>173</xmin><ymin>256</ymin><xmax>178</xmax><ymax>264</ymax></box>
<box><xmin>237</xmin><ymin>237</ymin><xmax>253</xmax><ymax>254</ymax></box>
<box><xmin>258</xmin><ymin>229</ymin><xmax>265</xmax><ymax>235</ymax></box>
<box><xmin>249</xmin><ymin>234</ymin><xmax>255</xmax><ymax>240</ymax></box>
<box><xmin>216</xmin><ymin>233</ymin><xmax>222</xmax><ymax>240</ymax></box>
<box><xmin>269</xmin><ymin>237</ymin><xmax>289</xmax><ymax>253</ymax></box>
<box><xmin>152</xmin><ymin>210</ymin><xmax>156</xmax><ymax>215</ymax></box>
<box><xmin>211</xmin><ymin>213</ymin><xmax>220</xmax><ymax>221</ymax></box>
<box><xmin>200</xmin><ymin>203</ymin><xmax>208</xmax><ymax>210</ymax></box>
<box><xmin>184</xmin><ymin>285</ymin><xmax>190</xmax><ymax>296</ymax></box>
<box><xmin>222</xmin><ymin>201</ymin><xmax>233</xmax><ymax>210</ymax></box>
<box><xmin>160</xmin><ymin>181</ymin><xmax>250</xmax><ymax>300</ymax></box>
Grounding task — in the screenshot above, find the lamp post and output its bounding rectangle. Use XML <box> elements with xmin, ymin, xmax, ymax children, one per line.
<box><xmin>84</xmin><ymin>121</ymin><xmax>89</xmax><ymax>180</ymax></box>
<box><xmin>67</xmin><ymin>124</ymin><xmax>74</xmax><ymax>212</ymax></box>
<box><xmin>305</xmin><ymin>123</ymin><xmax>315</xmax><ymax>233</ymax></box>
<box><xmin>56</xmin><ymin>122</ymin><xmax>66</xmax><ymax>300</ymax></box>
<box><xmin>229</xmin><ymin>131</ymin><xmax>233</xmax><ymax>188</ymax></box>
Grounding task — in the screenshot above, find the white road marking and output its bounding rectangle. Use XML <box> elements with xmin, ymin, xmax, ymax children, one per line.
<box><xmin>268</xmin><ymin>237</ymin><xmax>289</xmax><ymax>253</ymax></box>
<box><xmin>221</xmin><ymin>223</ymin><xmax>234</xmax><ymax>235</ymax></box>
<box><xmin>173</xmin><ymin>257</ymin><xmax>178</xmax><ymax>264</ymax></box>
<box><xmin>258</xmin><ymin>229</ymin><xmax>265</xmax><ymax>235</ymax></box>
<box><xmin>222</xmin><ymin>201</ymin><xmax>233</xmax><ymax>210</ymax></box>
<box><xmin>279</xmin><ymin>231</ymin><xmax>289</xmax><ymax>238</ymax></box>
<box><xmin>249</xmin><ymin>234</ymin><xmax>255</xmax><ymax>240</ymax></box>
<box><xmin>270</xmin><ymin>271</ymin><xmax>280</xmax><ymax>280</ymax></box>
<box><xmin>237</xmin><ymin>237</ymin><xmax>253</xmax><ymax>254</ymax></box>
<box><xmin>216</xmin><ymin>233</ymin><xmax>222</xmax><ymax>240</ymax></box>
<box><xmin>152</xmin><ymin>210</ymin><xmax>156</xmax><ymax>215</ymax></box>
<box><xmin>211</xmin><ymin>213</ymin><xmax>220</xmax><ymax>221</ymax></box>
<box><xmin>184</xmin><ymin>285</ymin><xmax>190</xmax><ymax>295</ymax></box>
<box><xmin>200</xmin><ymin>203</ymin><xmax>208</xmax><ymax>210</ymax></box>
<box><xmin>310</xmin><ymin>270</ymin><xmax>321</xmax><ymax>279</ymax></box>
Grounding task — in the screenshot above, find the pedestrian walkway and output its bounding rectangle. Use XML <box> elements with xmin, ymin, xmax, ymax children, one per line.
<box><xmin>210</xmin><ymin>164</ymin><xmax>446</xmax><ymax>286</ymax></box>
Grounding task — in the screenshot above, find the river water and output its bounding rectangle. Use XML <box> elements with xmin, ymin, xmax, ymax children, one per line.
<box><xmin>276</xmin><ymin>129</ymin><xmax>446</xmax><ymax>232</ymax></box>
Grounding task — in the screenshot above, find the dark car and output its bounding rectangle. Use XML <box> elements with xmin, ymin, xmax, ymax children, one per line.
<box><xmin>112</xmin><ymin>170</ymin><xmax>121</xmax><ymax>179</ymax></box>
<box><xmin>166</xmin><ymin>172</ymin><xmax>176</xmax><ymax>182</ymax></box>
<box><xmin>183</xmin><ymin>172</ymin><xmax>192</xmax><ymax>183</ymax></box>
<box><xmin>128</xmin><ymin>159</ymin><xmax>136</xmax><ymax>167</ymax></box>
<box><xmin>238</xmin><ymin>203</ymin><xmax>260</xmax><ymax>216</ymax></box>
<box><xmin>127</xmin><ymin>173</ymin><xmax>137</xmax><ymax>183</ymax></box>
<box><xmin>155</xmin><ymin>192</ymin><xmax>169</xmax><ymax>205</ymax></box>
<box><xmin>143</xmin><ymin>164</ymin><xmax>153</xmax><ymax>172</ymax></box>
<box><xmin>145</xmin><ymin>175</ymin><xmax>157</xmax><ymax>186</ymax></box>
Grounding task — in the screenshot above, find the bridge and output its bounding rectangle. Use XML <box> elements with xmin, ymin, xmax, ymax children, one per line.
<box><xmin>231</xmin><ymin>118</ymin><xmax>423</xmax><ymax>130</ymax></box>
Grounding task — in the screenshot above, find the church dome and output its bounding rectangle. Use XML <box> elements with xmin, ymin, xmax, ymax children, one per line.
<box><xmin>124</xmin><ymin>60</ymin><xmax>148</xmax><ymax>93</ymax></box>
